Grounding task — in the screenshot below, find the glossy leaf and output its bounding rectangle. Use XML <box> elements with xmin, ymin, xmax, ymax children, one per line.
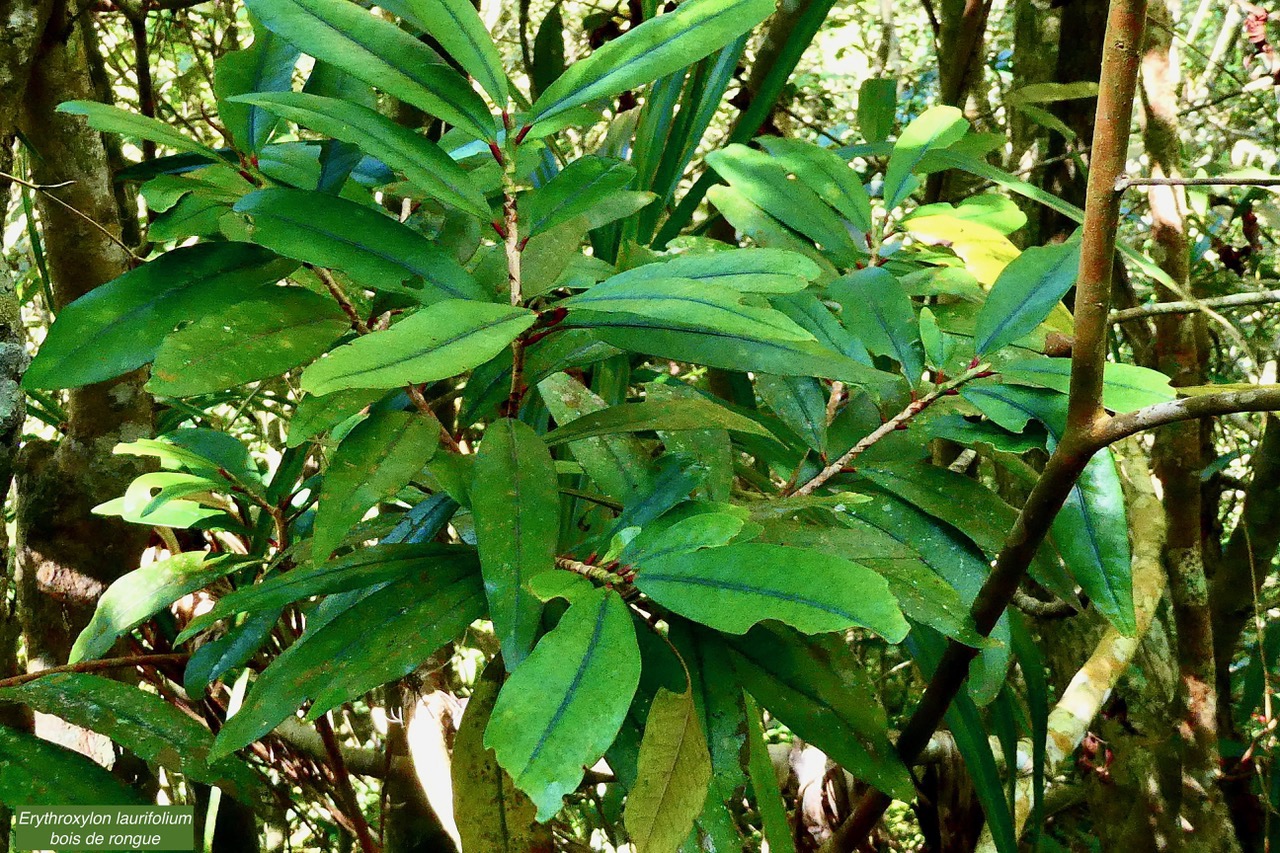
<box><xmin>473</xmin><ymin>419</ymin><xmax>559</xmax><ymax>670</ymax></box>
<box><xmin>625</xmin><ymin>687</ymin><xmax>713</xmax><ymax>853</ymax></box>
<box><xmin>526</xmin><ymin>0</ymin><xmax>774</xmax><ymax>136</ymax></box>
<box><xmin>857</xmin><ymin>78</ymin><xmax>897</xmax><ymax>144</ymax></box>
<box><xmin>0</xmin><ymin>725</ymin><xmax>142</xmax><ymax>805</ymax></box>
<box><xmin>235</xmin><ymin>188</ymin><xmax>487</xmax><ymax>302</ymax></box>
<box><xmin>829</xmin><ymin>267</ymin><xmax>924</xmax><ymax>383</ymax></box>
<box><xmin>212</xmin><ymin>560</ymin><xmax>485</xmax><ymax>759</ymax></box>
<box><xmin>401</xmin><ymin>0</ymin><xmax>508</xmax><ymax>104</ymax></box>
<box><xmin>301</xmin><ymin>300</ymin><xmax>535</xmax><ymax>395</ymax></box>
<box><xmin>727</xmin><ymin>624</ymin><xmax>914</xmax><ymax>798</ymax></box>
<box><xmin>149</xmin><ymin>287</ymin><xmax>349</xmax><ymax>396</ymax></box>
<box><xmin>236</xmin><ymin>93</ymin><xmax>491</xmax><ymax>217</ymax></box>
<box><xmin>756</xmin><ymin>375</ymin><xmax>827</xmax><ymax>454</ymax></box>
<box><xmin>214</xmin><ymin>17</ymin><xmax>300</xmax><ymax>152</ymax></box>
<box><xmin>72</xmin><ymin>552</ymin><xmax>243</xmax><ymax>663</ymax></box>
<box><xmin>244</xmin><ymin>0</ymin><xmax>495</xmax><ymax>139</ymax></box>
<box><xmin>1000</xmin><ymin>357</ymin><xmax>1175</xmax><ymax>412</ymax></box>
<box><xmin>522</xmin><ymin>157</ymin><xmax>636</xmax><ymax>237</ymax></box>
<box><xmin>743</xmin><ymin>694</ymin><xmax>798</xmax><ymax>853</ymax></box>
<box><xmin>757</xmin><ymin>136</ymin><xmax>873</xmax><ymax>232</ymax></box>
<box><xmin>485</xmin><ymin>589</ymin><xmax>641</xmax><ymax>821</ymax></box>
<box><xmin>178</xmin><ymin>545</ymin><xmax>470</xmax><ymax>642</ymax></box>
<box><xmin>0</xmin><ymin>674</ymin><xmax>263</xmax><ymax>803</ymax></box>
<box><xmin>883</xmin><ymin>106</ymin><xmax>969</xmax><ymax>209</ymax></box>
<box><xmin>619</xmin><ymin>247</ymin><xmax>820</xmax><ymax>293</ymax></box>
<box><xmin>452</xmin><ymin>658</ymin><xmax>552</xmax><ymax>852</ymax></box>
<box><xmin>707</xmin><ymin>144</ymin><xmax>860</xmax><ymax>260</ymax></box>
<box><xmin>312</xmin><ymin>410</ymin><xmax>439</xmax><ymax>560</ymax></box>
<box><xmin>635</xmin><ymin>542</ymin><xmax>908</xmax><ymax>639</ymax></box>
<box><xmin>287</xmin><ymin>387</ymin><xmax>385</xmax><ymax>447</ymax></box>
<box><xmin>57</xmin><ymin>101</ymin><xmax>221</xmax><ymax>160</ymax></box>
<box><xmin>24</xmin><ymin>243</ymin><xmax>294</xmax><ymax>390</ymax></box>
<box><xmin>973</xmin><ymin>239</ymin><xmax>1080</xmax><ymax>355</ymax></box>
<box><xmin>544</xmin><ymin>399</ymin><xmax>773</xmax><ymax>445</ymax></box>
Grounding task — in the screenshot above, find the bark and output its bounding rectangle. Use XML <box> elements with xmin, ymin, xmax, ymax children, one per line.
<box><xmin>6</xmin><ymin>0</ymin><xmax>153</xmax><ymax>764</ymax></box>
<box><xmin>1140</xmin><ymin>4</ymin><xmax>1236</xmax><ymax>848</ymax></box>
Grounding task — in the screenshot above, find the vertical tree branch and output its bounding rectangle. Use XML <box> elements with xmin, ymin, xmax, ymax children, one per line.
<box><xmin>824</xmin><ymin>0</ymin><xmax>1148</xmax><ymax>846</ymax></box>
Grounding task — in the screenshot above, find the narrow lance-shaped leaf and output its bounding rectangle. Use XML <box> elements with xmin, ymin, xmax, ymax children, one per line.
<box><xmin>472</xmin><ymin>419</ymin><xmax>559</xmax><ymax>670</ymax></box>
<box><xmin>244</xmin><ymin>0</ymin><xmax>496</xmax><ymax>139</ymax></box>
<box><xmin>883</xmin><ymin>105</ymin><xmax>969</xmax><ymax>210</ymax></box>
<box><xmin>401</xmin><ymin>0</ymin><xmax>508</xmax><ymax>104</ymax></box>
<box><xmin>743</xmin><ymin>693</ymin><xmax>799</xmax><ymax>853</ymax></box>
<box><xmin>236</xmin><ymin>93</ymin><xmax>492</xmax><ymax>218</ymax></box>
<box><xmin>635</xmin><ymin>542</ymin><xmax>909</xmax><ymax>640</ymax></box>
<box><xmin>618</xmin><ymin>247</ymin><xmax>820</xmax><ymax>293</ymax></box>
<box><xmin>829</xmin><ymin>267</ymin><xmax>924</xmax><ymax>384</ymax></box>
<box><xmin>526</xmin><ymin>0</ymin><xmax>774</xmax><ymax>136</ymax></box>
<box><xmin>72</xmin><ymin>553</ymin><xmax>245</xmax><ymax>663</ymax></box>
<box><xmin>999</xmin><ymin>357</ymin><xmax>1175</xmax><ymax>412</ymax></box>
<box><xmin>234</xmin><ymin>188</ymin><xmax>487</xmax><ymax>302</ymax></box>
<box><xmin>149</xmin><ymin>287</ymin><xmax>350</xmax><ymax>397</ymax></box>
<box><xmin>543</xmin><ymin>398</ymin><xmax>774</xmax><ymax>445</ymax></box>
<box><xmin>0</xmin><ymin>725</ymin><xmax>143</xmax><ymax>806</ymax></box>
<box><xmin>522</xmin><ymin>156</ymin><xmax>636</xmax><ymax>237</ymax></box>
<box><xmin>57</xmin><ymin>101</ymin><xmax>222</xmax><ymax>160</ymax></box>
<box><xmin>973</xmin><ymin>238</ymin><xmax>1080</xmax><ymax>355</ymax></box>
<box><xmin>24</xmin><ymin>243</ymin><xmax>295</xmax><ymax>390</ymax></box>
<box><xmin>757</xmin><ymin>136</ymin><xmax>874</xmax><ymax>232</ymax></box>
<box><xmin>312</xmin><ymin>410</ymin><xmax>439</xmax><ymax>561</ymax></box>
<box><xmin>624</xmin><ymin>687</ymin><xmax>713</xmax><ymax>853</ymax></box>
<box><xmin>485</xmin><ymin>588</ymin><xmax>642</xmax><ymax>821</ymax></box>
<box><xmin>214</xmin><ymin>17</ymin><xmax>300</xmax><ymax>153</ymax></box>
<box><xmin>452</xmin><ymin>657</ymin><xmax>552</xmax><ymax>852</ymax></box>
<box><xmin>212</xmin><ymin>562</ymin><xmax>485</xmax><ymax>760</ymax></box>
<box><xmin>301</xmin><ymin>300</ymin><xmax>536</xmax><ymax>396</ymax></box>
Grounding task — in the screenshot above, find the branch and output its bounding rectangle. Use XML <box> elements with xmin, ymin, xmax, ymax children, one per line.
<box><xmin>0</xmin><ymin>653</ymin><xmax>188</xmax><ymax>689</ymax></box>
<box><xmin>976</xmin><ymin>440</ymin><xmax>1167</xmax><ymax>851</ymax></box>
<box><xmin>1098</xmin><ymin>386</ymin><xmax>1280</xmax><ymax>446</ymax></box>
<box><xmin>1115</xmin><ymin>174</ymin><xmax>1280</xmax><ymax>191</ymax></box>
<box><xmin>1110</xmin><ymin>288</ymin><xmax>1280</xmax><ymax>322</ymax></box>
<box><xmin>826</xmin><ymin>0</ymin><xmax>1150</xmax><ymax>845</ymax></box>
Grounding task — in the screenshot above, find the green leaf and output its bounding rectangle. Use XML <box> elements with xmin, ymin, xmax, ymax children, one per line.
<box><xmin>115</xmin><ymin>429</ymin><xmax>264</xmax><ymax>494</ymax></box>
<box><xmin>522</xmin><ymin>156</ymin><xmax>636</xmax><ymax>237</ymax></box>
<box><xmin>759</xmin><ymin>520</ymin><xmax>984</xmax><ymax>646</ymax></box>
<box><xmin>743</xmin><ymin>693</ymin><xmax>798</xmax><ymax>853</ymax></box>
<box><xmin>185</xmin><ymin>611</ymin><xmax>279</xmax><ymax>698</ymax></box>
<box><xmin>525</xmin><ymin>0</ymin><xmax>774</xmax><ymax>136</ymax></box>
<box><xmin>236</xmin><ymin>93</ymin><xmax>492</xmax><ymax>217</ymax></box>
<box><xmin>623</xmin><ymin>248</ymin><xmax>820</xmax><ymax>293</ymax></box>
<box><xmin>883</xmin><ymin>105</ymin><xmax>969</xmax><ymax>210</ymax></box>
<box><xmin>149</xmin><ymin>286</ymin><xmax>348</xmax><ymax>397</ymax></box>
<box><xmin>214</xmin><ymin>17</ymin><xmax>300</xmax><ymax>152</ymax></box>
<box><xmin>24</xmin><ymin>243</ymin><xmax>294</xmax><ymax>390</ymax></box>
<box><xmin>1007</xmin><ymin>81</ymin><xmax>1100</xmax><ymax>104</ymax></box>
<box><xmin>625</xmin><ymin>687</ymin><xmax>713</xmax><ymax>853</ymax></box>
<box><xmin>728</xmin><ymin>624</ymin><xmax>914</xmax><ymax>799</ymax></box>
<box><xmin>313</xmin><ymin>410</ymin><xmax>439</xmax><ymax>560</ymax></box>
<box><xmin>244</xmin><ymin>0</ymin><xmax>495</xmax><ymax>139</ymax></box>
<box><xmin>1000</xmin><ymin>358</ymin><xmax>1176</xmax><ymax>412</ymax></box>
<box><xmin>400</xmin><ymin>0</ymin><xmax>508</xmax><ymax>104</ymax></box>
<box><xmin>485</xmin><ymin>589</ymin><xmax>641</xmax><ymax>821</ymax></box>
<box><xmin>756</xmin><ymin>137</ymin><xmax>874</xmax><ymax>232</ymax></box>
<box><xmin>857</xmin><ymin>78</ymin><xmax>897</xmax><ymax>144</ymax></box>
<box><xmin>706</xmin><ymin>144</ymin><xmax>860</xmax><ymax>261</ymax></box>
<box><xmin>473</xmin><ymin>419</ymin><xmax>559</xmax><ymax>670</ymax></box>
<box><xmin>287</xmin><ymin>388</ymin><xmax>385</xmax><ymax>447</ymax></box>
<box><xmin>212</xmin><ymin>560</ymin><xmax>485</xmax><ymax>759</ymax></box>
<box><xmin>0</xmin><ymin>725</ymin><xmax>143</xmax><ymax>805</ymax></box>
<box><xmin>544</xmin><ymin>399</ymin><xmax>773</xmax><ymax>445</ymax></box>
<box><xmin>829</xmin><ymin>267</ymin><xmax>924</xmax><ymax>384</ymax></box>
<box><xmin>538</xmin><ymin>372</ymin><xmax>656</xmax><ymax>500</ymax></box>
<box><xmin>906</xmin><ymin>194</ymin><xmax>1028</xmax><ymax>236</ymax></box>
<box><xmin>635</xmin><ymin>542</ymin><xmax>908</xmax><ymax>639</ymax></box>
<box><xmin>71</xmin><ymin>553</ymin><xmax>243</xmax><ymax>663</ymax></box>
<box><xmin>301</xmin><ymin>300</ymin><xmax>535</xmax><ymax>395</ymax></box>
<box><xmin>755</xmin><ymin>375</ymin><xmax>827</xmax><ymax>454</ymax></box>
<box><xmin>178</xmin><ymin>545</ymin><xmax>468</xmax><ymax>643</ymax></box>
<box><xmin>973</xmin><ymin>239</ymin><xmax>1080</xmax><ymax>355</ymax></box>
<box><xmin>452</xmin><ymin>657</ymin><xmax>552</xmax><ymax>852</ymax></box>
<box><xmin>234</xmin><ymin>188</ymin><xmax>487</xmax><ymax>302</ymax></box>
<box><xmin>57</xmin><ymin>100</ymin><xmax>221</xmax><ymax>160</ymax></box>
<box><xmin>0</xmin><ymin>674</ymin><xmax>263</xmax><ymax>803</ymax></box>
<box><xmin>531</xmin><ymin>4</ymin><xmax>567</xmax><ymax>98</ymax></box>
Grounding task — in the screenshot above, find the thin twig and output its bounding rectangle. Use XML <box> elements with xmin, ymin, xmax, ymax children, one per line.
<box><xmin>1116</xmin><ymin>174</ymin><xmax>1280</xmax><ymax>191</ymax></box>
<box><xmin>316</xmin><ymin>713</ymin><xmax>380</xmax><ymax>853</ymax></box>
<box><xmin>311</xmin><ymin>265</ymin><xmax>370</xmax><ymax>334</ymax></box>
<box><xmin>0</xmin><ymin>170</ymin><xmax>140</xmax><ymax>262</ymax></box>
<box><xmin>1110</xmin><ymin>288</ymin><xmax>1280</xmax><ymax>322</ymax></box>
<box><xmin>789</xmin><ymin>363</ymin><xmax>992</xmax><ymax>497</ymax></box>
<box><xmin>0</xmin><ymin>653</ymin><xmax>189</xmax><ymax>690</ymax></box>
